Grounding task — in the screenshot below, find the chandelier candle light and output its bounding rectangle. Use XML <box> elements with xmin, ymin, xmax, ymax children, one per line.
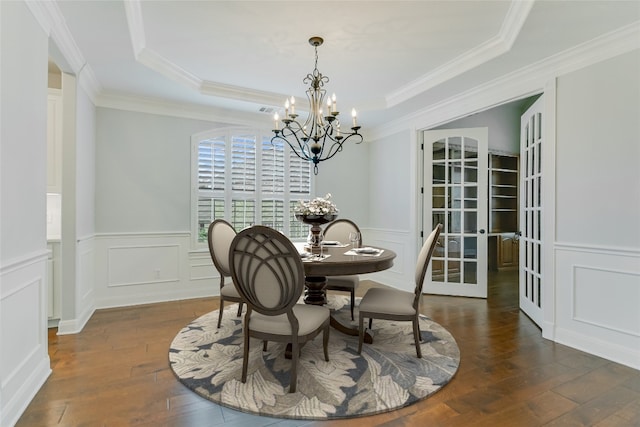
<box><xmin>272</xmin><ymin>37</ymin><xmax>363</xmax><ymax>175</ymax></box>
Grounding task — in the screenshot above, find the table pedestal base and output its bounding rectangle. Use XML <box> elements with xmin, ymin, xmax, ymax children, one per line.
<box><xmin>304</xmin><ymin>276</ymin><xmax>327</xmax><ymax>305</ymax></box>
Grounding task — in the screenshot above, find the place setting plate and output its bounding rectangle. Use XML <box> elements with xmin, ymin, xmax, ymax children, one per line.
<box><xmin>345</xmin><ymin>247</ymin><xmax>384</xmax><ymax>256</ymax></box>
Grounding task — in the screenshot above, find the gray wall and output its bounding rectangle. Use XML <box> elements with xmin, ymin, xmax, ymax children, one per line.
<box><xmin>433</xmin><ymin>99</ymin><xmax>534</xmax><ymax>154</ymax></box>
<box><xmin>556</xmin><ymin>49</ymin><xmax>640</xmax><ymax>248</ymax></box>
<box><xmin>95</xmin><ymin>108</ymin><xmax>219</xmax><ymax>233</ymax></box>
<box><xmin>1</xmin><ymin>3</ymin><xmax>47</xmax><ymax>261</ymax></box>
<box><xmin>76</xmin><ymin>88</ymin><xmax>96</xmax><ymax>239</ymax></box>
<box><xmin>95</xmin><ymin>107</ymin><xmax>369</xmax><ymax>234</ymax></box>
<box><xmin>0</xmin><ymin>2</ymin><xmax>51</xmax><ymax>424</ymax></box>
<box><xmin>368</xmin><ymin>129</ymin><xmax>413</xmax><ymax>231</ymax></box>
<box><xmin>314</xmin><ymin>132</ymin><xmax>370</xmax><ymax>227</ymax></box>
<box><xmin>550</xmin><ymin>48</ymin><xmax>640</xmax><ymax>369</ymax></box>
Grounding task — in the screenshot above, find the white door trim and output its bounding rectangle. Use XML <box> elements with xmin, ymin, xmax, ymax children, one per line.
<box><xmin>541</xmin><ymin>79</ymin><xmax>557</xmax><ymax>340</ymax></box>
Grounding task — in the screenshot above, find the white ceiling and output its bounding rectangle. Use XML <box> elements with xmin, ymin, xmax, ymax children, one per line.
<box><xmin>50</xmin><ymin>0</ymin><xmax>640</xmax><ymax>127</ymax></box>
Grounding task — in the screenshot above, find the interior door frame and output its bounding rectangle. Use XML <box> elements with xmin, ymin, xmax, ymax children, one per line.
<box><xmin>415</xmin><ymin>83</ymin><xmax>556</xmax><ymax>341</ymax></box>
<box><xmin>539</xmin><ymin>81</ymin><xmax>557</xmax><ymax>339</ymax></box>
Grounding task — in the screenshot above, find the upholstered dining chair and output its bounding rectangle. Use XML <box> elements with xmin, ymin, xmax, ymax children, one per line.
<box><xmin>207</xmin><ymin>219</ymin><xmax>244</xmax><ymax>328</ymax></box>
<box><xmin>322</xmin><ymin>219</ymin><xmax>362</xmax><ymax>320</ymax></box>
<box><xmin>229</xmin><ymin>225</ymin><xmax>330</xmax><ymax>393</ymax></box>
<box><xmin>357</xmin><ymin>223</ymin><xmax>442</xmax><ymax>358</ymax></box>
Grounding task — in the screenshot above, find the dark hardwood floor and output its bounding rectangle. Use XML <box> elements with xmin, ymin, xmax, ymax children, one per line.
<box><xmin>17</xmin><ymin>271</ymin><xmax>640</xmax><ymax>426</ymax></box>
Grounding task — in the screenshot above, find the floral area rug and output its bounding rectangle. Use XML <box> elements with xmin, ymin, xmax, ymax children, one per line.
<box><xmin>169</xmin><ymin>295</ymin><xmax>460</xmax><ymax>420</ymax></box>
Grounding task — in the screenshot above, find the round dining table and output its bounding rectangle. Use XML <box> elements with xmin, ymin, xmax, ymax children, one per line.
<box><xmin>297</xmin><ymin>242</ymin><xmax>397</xmax><ymax>344</ymax></box>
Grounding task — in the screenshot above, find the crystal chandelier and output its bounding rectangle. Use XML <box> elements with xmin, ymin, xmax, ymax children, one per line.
<box><xmin>271</xmin><ymin>37</ymin><xmax>363</xmax><ymax>175</ymax></box>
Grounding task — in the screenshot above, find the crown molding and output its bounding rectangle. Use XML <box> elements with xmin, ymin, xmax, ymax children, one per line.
<box><xmin>373</xmin><ymin>20</ymin><xmax>640</xmax><ymax>139</ymax></box>
<box><xmin>95</xmin><ymin>92</ymin><xmax>265</xmax><ymax>127</ymax></box>
<box><xmin>385</xmin><ymin>0</ymin><xmax>534</xmax><ymax>107</ymax></box>
<box><xmin>76</xmin><ymin>64</ymin><xmax>101</xmax><ymax>103</ymax></box>
<box><xmin>199</xmin><ymin>81</ymin><xmax>284</xmax><ymax>107</ymax></box>
<box><xmin>134</xmin><ymin>47</ymin><xmax>285</xmax><ymax>106</ymax></box>
<box><xmin>124</xmin><ymin>0</ymin><xmax>286</xmax><ymax>108</ymax></box>
<box><xmin>499</xmin><ymin>0</ymin><xmax>535</xmax><ymax>49</ymax></box>
<box><xmin>26</xmin><ymin>0</ymin><xmax>102</xmax><ymax>102</ymax></box>
<box><xmin>123</xmin><ymin>0</ymin><xmax>145</xmax><ymax>54</ymax></box>
<box><xmin>136</xmin><ymin>48</ymin><xmax>202</xmax><ymax>91</ymax></box>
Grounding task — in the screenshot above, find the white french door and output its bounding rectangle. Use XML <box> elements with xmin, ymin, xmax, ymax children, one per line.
<box><xmin>422</xmin><ymin>128</ymin><xmax>488</xmax><ymax>298</ymax></box>
<box><xmin>519</xmin><ymin>97</ymin><xmax>544</xmax><ymax>326</ymax></box>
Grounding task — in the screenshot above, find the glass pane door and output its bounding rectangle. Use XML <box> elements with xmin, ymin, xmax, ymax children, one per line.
<box><xmin>423</xmin><ymin>128</ymin><xmax>488</xmax><ymax>298</ymax></box>
<box><xmin>520</xmin><ymin>97</ymin><xmax>544</xmax><ymax>326</ymax></box>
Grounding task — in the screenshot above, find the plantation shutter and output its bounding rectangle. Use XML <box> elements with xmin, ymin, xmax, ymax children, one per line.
<box><xmin>194</xmin><ymin>131</ymin><xmax>312</xmax><ymax>244</ymax></box>
<box><xmin>261</xmin><ymin>137</ymin><xmax>285</xmax><ymax>194</ymax></box>
<box><xmin>197</xmin><ymin>138</ymin><xmax>226</xmax><ymax>240</ymax></box>
<box><xmin>231</xmin><ymin>135</ymin><xmax>256</xmax><ymax>192</ymax></box>
<box><xmin>289</xmin><ymin>148</ymin><xmax>311</xmax><ymax>194</ymax></box>
<box><xmin>288</xmin><ymin>149</ymin><xmax>312</xmax><ymax>238</ymax></box>
<box><xmin>261</xmin><ymin>199</ymin><xmax>285</xmax><ymax>230</ymax></box>
<box><xmin>231</xmin><ymin>199</ymin><xmax>255</xmax><ymax>231</ymax></box>
<box><xmin>198</xmin><ymin>137</ymin><xmax>225</xmax><ymax>191</ymax></box>
<box><xmin>260</xmin><ymin>137</ymin><xmax>285</xmax><ymax>231</ymax></box>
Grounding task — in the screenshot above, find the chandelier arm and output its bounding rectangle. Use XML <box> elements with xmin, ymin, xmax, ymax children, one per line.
<box><xmin>318</xmin><ymin>131</ymin><xmax>363</xmax><ymax>162</ymax></box>
<box><xmin>273</xmin><ymin>126</ymin><xmax>312</xmax><ymax>161</ymax></box>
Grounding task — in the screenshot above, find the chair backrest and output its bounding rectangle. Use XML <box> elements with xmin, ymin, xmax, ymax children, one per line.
<box><xmin>229</xmin><ymin>225</ymin><xmax>305</xmax><ymax>317</ymax></box>
<box><xmin>413</xmin><ymin>223</ymin><xmax>443</xmax><ymax>301</ymax></box>
<box><xmin>323</xmin><ymin>219</ymin><xmax>362</xmax><ymax>245</ymax></box>
<box><xmin>207</xmin><ymin>219</ymin><xmax>237</xmax><ymax>277</ymax></box>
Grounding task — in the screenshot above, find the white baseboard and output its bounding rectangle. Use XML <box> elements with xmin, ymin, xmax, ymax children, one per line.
<box><xmin>94</xmin><ymin>285</ymin><xmax>215</xmax><ymax>310</ymax></box>
<box><xmin>554</xmin><ymin>326</ymin><xmax>640</xmax><ymax>370</ymax></box>
<box><xmin>57</xmin><ymin>305</ymin><xmax>96</xmax><ymax>335</ymax></box>
<box><xmin>1</xmin><ymin>357</ymin><xmax>51</xmax><ymax>427</ymax></box>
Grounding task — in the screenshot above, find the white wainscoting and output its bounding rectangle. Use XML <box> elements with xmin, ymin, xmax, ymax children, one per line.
<box><xmin>554</xmin><ymin>243</ymin><xmax>640</xmax><ymax>369</ymax></box>
<box><xmin>189</xmin><ymin>250</ymin><xmax>218</xmax><ymax>282</ymax></box>
<box><xmin>0</xmin><ymin>251</ymin><xmax>52</xmax><ymax>427</ymax></box>
<box><xmin>93</xmin><ymin>232</ymin><xmax>219</xmax><ymax>309</ymax></box>
<box><xmin>361</xmin><ymin>227</ymin><xmax>416</xmax><ymax>292</ymax></box>
<box><xmin>58</xmin><ymin>237</ymin><xmax>98</xmax><ymax>335</ymax></box>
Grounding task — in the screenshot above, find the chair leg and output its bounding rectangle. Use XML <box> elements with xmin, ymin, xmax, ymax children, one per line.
<box><xmin>290</xmin><ymin>340</ymin><xmax>298</xmax><ymax>393</ymax></box>
<box><xmin>369</xmin><ymin>318</ymin><xmax>373</xmax><ymax>329</ymax></box>
<box><xmin>241</xmin><ymin>323</ymin><xmax>250</xmax><ymax>382</ymax></box>
<box><xmin>323</xmin><ymin>325</ymin><xmax>329</xmax><ymax>361</ymax></box>
<box><xmin>236</xmin><ymin>302</ymin><xmax>243</xmax><ymax>317</ymax></box>
<box><xmin>350</xmin><ymin>290</ymin><xmax>355</xmax><ymax>321</ymax></box>
<box><xmin>412</xmin><ymin>317</ymin><xmax>422</xmax><ymax>358</ymax></box>
<box><xmin>217</xmin><ymin>298</ymin><xmax>225</xmax><ymax>328</ymax></box>
<box><xmin>358</xmin><ymin>315</ymin><xmax>365</xmax><ymax>354</ymax></box>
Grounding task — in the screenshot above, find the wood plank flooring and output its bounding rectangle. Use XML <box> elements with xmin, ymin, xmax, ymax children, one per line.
<box><xmin>17</xmin><ymin>271</ymin><xmax>640</xmax><ymax>426</ymax></box>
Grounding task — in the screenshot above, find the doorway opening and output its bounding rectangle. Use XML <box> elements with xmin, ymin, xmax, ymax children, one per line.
<box><xmin>46</xmin><ymin>59</ymin><xmax>63</xmax><ymax>328</ymax></box>
<box><xmin>422</xmin><ymin>94</ymin><xmax>542</xmax><ymax>305</ymax></box>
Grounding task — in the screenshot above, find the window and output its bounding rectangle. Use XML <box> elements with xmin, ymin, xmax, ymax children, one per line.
<box><xmin>193</xmin><ymin>130</ymin><xmax>312</xmax><ymax>245</ymax></box>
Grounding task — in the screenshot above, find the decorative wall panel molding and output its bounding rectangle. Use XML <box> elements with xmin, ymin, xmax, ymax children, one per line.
<box><xmin>107</xmin><ymin>244</ymin><xmax>180</xmax><ymax>287</ymax></box>
<box><xmin>94</xmin><ymin>233</ymin><xmax>215</xmax><ymax>309</ymax></box>
<box><xmin>0</xmin><ymin>256</ymin><xmax>51</xmax><ymax>427</ymax></box>
<box><xmin>555</xmin><ymin>244</ymin><xmax>640</xmax><ymax>369</ymax></box>
<box><xmin>362</xmin><ymin>227</ymin><xmax>414</xmax><ymax>291</ymax></box>
<box><xmin>572</xmin><ymin>265</ymin><xmax>640</xmax><ymax>337</ymax></box>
